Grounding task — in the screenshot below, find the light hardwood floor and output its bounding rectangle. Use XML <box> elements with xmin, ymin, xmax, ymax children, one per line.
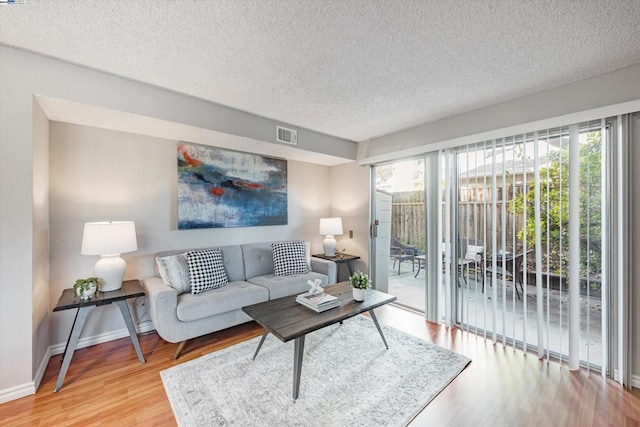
<box><xmin>1</xmin><ymin>305</ymin><xmax>639</xmax><ymax>426</ymax></box>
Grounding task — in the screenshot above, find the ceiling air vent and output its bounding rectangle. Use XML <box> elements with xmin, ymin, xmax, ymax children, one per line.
<box><xmin>276</xmin><ymin>126</ymin><xmax>297</xmax><ymax>145</ymax></box>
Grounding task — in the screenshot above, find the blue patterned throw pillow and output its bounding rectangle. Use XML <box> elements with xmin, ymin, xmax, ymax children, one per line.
<box><xmin>185</xmin><ymin>249</ymin><xmax>229</xmax><ymax>294</ymax></box>
<box><xmin>271</xmin><ymin>241</ymin><xmax>310</xmax><ymax>276</ymax></box>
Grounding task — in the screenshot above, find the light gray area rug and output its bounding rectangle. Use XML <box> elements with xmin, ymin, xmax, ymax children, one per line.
<box><xmin>161</xmin><ymin>316</ymin><xmax>471</xmax><ymax>427</ymax></box>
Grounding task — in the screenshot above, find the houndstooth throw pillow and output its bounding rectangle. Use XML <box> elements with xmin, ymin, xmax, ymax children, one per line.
<box><xmin>271</xmin><ymin>241</ymin><xmax>309</xmax><ymax>276</ymax></box>
<box><xmin>185</xmin><ymin>249</ymin><xmax>229</xmax><ymax>294</ymax></box>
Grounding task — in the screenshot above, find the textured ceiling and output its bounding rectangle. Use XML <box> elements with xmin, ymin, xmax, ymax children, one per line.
<box><xmin>1</xmin><ymin>0</ymin><xmax>639</xmax><ymax>142</ymax></box>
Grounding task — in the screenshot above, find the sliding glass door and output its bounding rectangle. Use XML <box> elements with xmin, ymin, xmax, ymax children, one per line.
<box><xmin>369</xmin><ymin>113</ymin><xmax>636</xmax><ymax>385</ymax></box>
<box><xmin>449</xmin><ymin>122</ymin><xmax>607</xmax><ymax>369</ymax></box>
<box><xmin>372</xmin><ymin>159</ymin><xmax>426</xmax><ymax>312</ymax></box>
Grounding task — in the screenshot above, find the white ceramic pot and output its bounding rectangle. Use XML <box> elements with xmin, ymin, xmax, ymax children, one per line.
<box><xmin>352</xmin><ymin>288</ymin><xmax>366</xmax><ymax>301</ymax></box>
<box><xmin>78</xmin><ymin>284</ymin><xmax>97</xmax><ymax>299</ymax></box>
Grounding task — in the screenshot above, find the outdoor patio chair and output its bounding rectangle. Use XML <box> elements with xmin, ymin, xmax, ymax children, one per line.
<box><xmin>484</xmin><ymin>249</ymin><xmax>533</xmax><ymax>299</ymax></box>
<box><xmin>441</xmin><ymin>239</ymin><xmax>470</xmax><ymax>284</ymax></box>
<box><xmin>460</xmin><ymin>239</ymin><xmax>485</xmax><ymax>279</ymax></box>
<box><xmin>390</xmin><ymin>237</ymin><xmax>417</xmax><ymax>275</ymax></box>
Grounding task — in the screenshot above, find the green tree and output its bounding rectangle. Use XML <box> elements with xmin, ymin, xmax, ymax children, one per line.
<box><xmin>509</xmin><ymin>131</ymin><xmax>602</xmax><ymax>279</ymax></box>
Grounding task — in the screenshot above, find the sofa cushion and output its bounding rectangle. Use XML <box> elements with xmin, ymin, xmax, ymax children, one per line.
<box><xmin>155</xmin><ymin>253</ymin><xmax>191</xmax><ymax>295</ymax></box>
<box><xmin>176</xmin><ymin>281</ymin><xmax>269</xmax><ymax>322</ymax></box>
<box><xmin>185</xmin><ymin>249</ymin><xmax>229</xmax><ymax>294</ymax></box>
<box><xmin>218</xmin><ymin>245</ymin><xmax>247</xmax><ymax>282</ymax></box>
<box><xmin>271</xmin><ymin>241</ymin><xmax>309</xmax><ymax>276</ymax></box>
<box><xmin>242</xmin><ymin>242</ymin><xmax>277</xmax><ymax>279</ymax></box>
<box><xmin>248</xmin><ymin>271</ymin><xmax>329</xmax><ymax>300</ymax></box>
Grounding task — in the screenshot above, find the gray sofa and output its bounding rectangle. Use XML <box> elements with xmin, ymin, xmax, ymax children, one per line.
<box><xmin>141</xmin><ymin>241</ymin><xmax>337</xmax><ymax>358</ymax></box>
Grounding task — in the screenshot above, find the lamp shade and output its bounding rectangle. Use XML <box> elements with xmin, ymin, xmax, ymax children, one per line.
<box><xmin>319</xmin><ymin>217</ymin><xmax>343</xmax><ymax>236</ymax></box>
<box><xmin>81</xmin><ymin>221</ymin><xmax>138</xmax><ymax>256</ymax></box>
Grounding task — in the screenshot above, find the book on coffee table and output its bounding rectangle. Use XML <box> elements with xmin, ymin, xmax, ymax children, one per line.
<box><xmin>297</xmin><ymin>298</ymin><xmax>340</xmax><ymax>312</ymax></box>
<box><xmin>296</xmin><ymin>292</ymin><xmax>340</xmax><ymax>313</ymax></box>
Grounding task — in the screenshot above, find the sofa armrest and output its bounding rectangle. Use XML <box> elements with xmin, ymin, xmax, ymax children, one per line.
<box><xmin>140</xmin><ymin>276</ymin><xmax>182</xmax><ymax>343</ymax></box>
<box><xmin>310</xmin><ymin>257</ymin><xmax>337</xmax><ymax>284</ymax></box>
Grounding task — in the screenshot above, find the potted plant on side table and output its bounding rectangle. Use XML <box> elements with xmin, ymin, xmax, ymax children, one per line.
<box><xmin>73</xmin><ymin>277</ymin><xmax>100</xmax><ymax>299</ymax></box>
<box><xmin>348</xmin><ymin>270</ymin><xmax>370</xmax><ymax>301</ymax></box>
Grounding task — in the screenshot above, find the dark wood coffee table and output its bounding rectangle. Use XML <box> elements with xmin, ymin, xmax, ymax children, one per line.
<box><xmin>242</xmin><ymin>281</ymin><xmax>396</xmax><ymax>399</ymax></box>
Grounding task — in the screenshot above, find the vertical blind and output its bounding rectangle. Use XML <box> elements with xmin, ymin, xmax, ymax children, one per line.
<box><xmin>437</xmin><ymin>117</ymin><xmax>624</xmax><ymax>373</ymax></box>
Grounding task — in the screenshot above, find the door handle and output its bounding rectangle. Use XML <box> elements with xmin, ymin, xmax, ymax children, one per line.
<box><xmin>370</xmin><ymin>219</ymin><xmax>379</xmax><ymax>238</ymax></box>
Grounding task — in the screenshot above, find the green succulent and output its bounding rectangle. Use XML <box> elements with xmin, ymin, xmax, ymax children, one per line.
<box><xmin>73</xmin><ymin>277</ymin><xmax>100</xmax><ymax>297</ymax></box>
<box><xmin>349</xmin><ymin>271</ymin><xmax>371</xmax><ymax>290</ymax></box>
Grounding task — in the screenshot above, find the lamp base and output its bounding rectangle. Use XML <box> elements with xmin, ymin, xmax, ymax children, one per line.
<box><xmin>323</xmin><ymin>235</ymin><xmax>337</xmax><ymax>257</ymax></box>
<box><xmin>94</xmin><ymin>255</ymin><xmax>126</xmax><ymax>292</ymax></box>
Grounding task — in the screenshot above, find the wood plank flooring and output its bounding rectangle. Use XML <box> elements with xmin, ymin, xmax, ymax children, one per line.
<box><xmin>1</xmin><ymin>305</ymin><xmax>638</xmax><ymax>426</ymax></box>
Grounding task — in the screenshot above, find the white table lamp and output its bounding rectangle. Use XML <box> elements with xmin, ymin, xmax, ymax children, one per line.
<box><xmin>81</xmin><ymin>221</ymin><xmax>138</xmax><ymax>292</ymax></box>
<box><xmin>319</xmin><ymin>217</ymin><xmax>343</xmax><ymax>257</ymax></box>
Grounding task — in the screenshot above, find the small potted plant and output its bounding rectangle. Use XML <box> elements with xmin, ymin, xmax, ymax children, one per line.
<box><xmin>348</xmin><ymin>270</ymin><xmax>370</xmax><ymax>301</ymax></box>
<box><xmin>73</xmin><ymin>277</ymin><xmax>100</xmax><ymax>299</ymax></box>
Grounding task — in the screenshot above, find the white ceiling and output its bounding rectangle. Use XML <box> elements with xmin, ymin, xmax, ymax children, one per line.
<box><xmin>1</xmin><ymin>0</ymin><xmax>639</xmax><ymax>142</ymax></box>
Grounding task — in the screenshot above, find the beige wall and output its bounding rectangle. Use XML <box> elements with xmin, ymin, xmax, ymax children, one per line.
<box><xmin>0</xmin><ymin>50</ymin><xmax>37</xmax><ymax>396</ymax></box>
<box><xmin>32</xmin><ymin>101</ymin><xmax>50</xmax><ymax>385</ymax></box>
<box><xmin>0</xmin><ymin>45</ymin><xmax>358</xmax><ymax>400</ymax></box>
<box><xmin>48</xmin><ymin>122</ymin><xmax>337</xmax><ymax>346</ymax></box>
<box><xmin>330</xmin><ymin>162</ymin><xmax>371</xmax><ymax>281</ymax></box>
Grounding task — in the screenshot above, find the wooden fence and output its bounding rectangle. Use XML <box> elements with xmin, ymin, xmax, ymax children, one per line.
<box><xmin>391</xmin><ymin>192</ymin><xmax>426</xmax><ymax>251</ymax></box>
<box><xmin>391</xmin><ymin>190</ymin><xmax>525</xmax><ymax>255</ymax></box>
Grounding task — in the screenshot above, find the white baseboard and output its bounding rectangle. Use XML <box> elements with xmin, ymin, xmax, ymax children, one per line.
<box><xmin>0</xmin><ymin>321</ymin><xmax>156</xmax><ymax>404</ymax></box>
<box><xmin>612</xmin><ymin>369</ymin><xmax>640</xmax><ymax>389</ymax></box>
<box><xmin>33</xmin><ymin>346</ymin><xmax>52</xmax><ymax>394</ymax></box>
<box><xmin>0</xmin><ymin>382</ymin><xmax>36</xmax><ymax>405</ymax></box>
<box><xmin>49</xmin><ymin>321</ymin><xmax>155</xmax><ymax>355</ymax></box>
<box><xmin>1</xmin><ymin>348</ymin><xmax>53</xmax><ymax>403</ymax></box>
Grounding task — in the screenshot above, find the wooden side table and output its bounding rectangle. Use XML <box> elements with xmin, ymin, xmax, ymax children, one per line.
<box><xmin>312</xmin><ymin>253</ymin><xmax>361</xmax><ymax>278</ymax></box>
<box><xmin>52</xmin><ymin>279</ymin><xmax>146</xmax><ymax>392</ymax></box>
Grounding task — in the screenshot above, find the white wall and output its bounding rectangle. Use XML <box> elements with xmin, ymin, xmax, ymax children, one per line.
<box><xmin>48</xmin><ymin>122</ymin><xmax>332</xmax><ymax>346</ymax></box>
<box><xmin>330</xmin><ymin>162</ymin><xmax>371</xmax><ymax>281</ymax></box>
<box><xmin>0</xmin><ymin>45</ymin><xmax>358</xmax><ymax>401</ymax></box>
<box><xmin>32</xmin><ymin>101</ymin><xmax>50</xmax><ymax>388</ymax></box>
<box><xmin>0</xmin><ymin>50</ymin><xmax>36</xmax><ymax>399</ymax></box>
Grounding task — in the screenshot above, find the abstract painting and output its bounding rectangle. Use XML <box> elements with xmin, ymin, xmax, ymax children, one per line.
<box><xmin>177</xmin><ymin>142</ymin><xmax>287</xmax><ymax>229</ymax></box>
